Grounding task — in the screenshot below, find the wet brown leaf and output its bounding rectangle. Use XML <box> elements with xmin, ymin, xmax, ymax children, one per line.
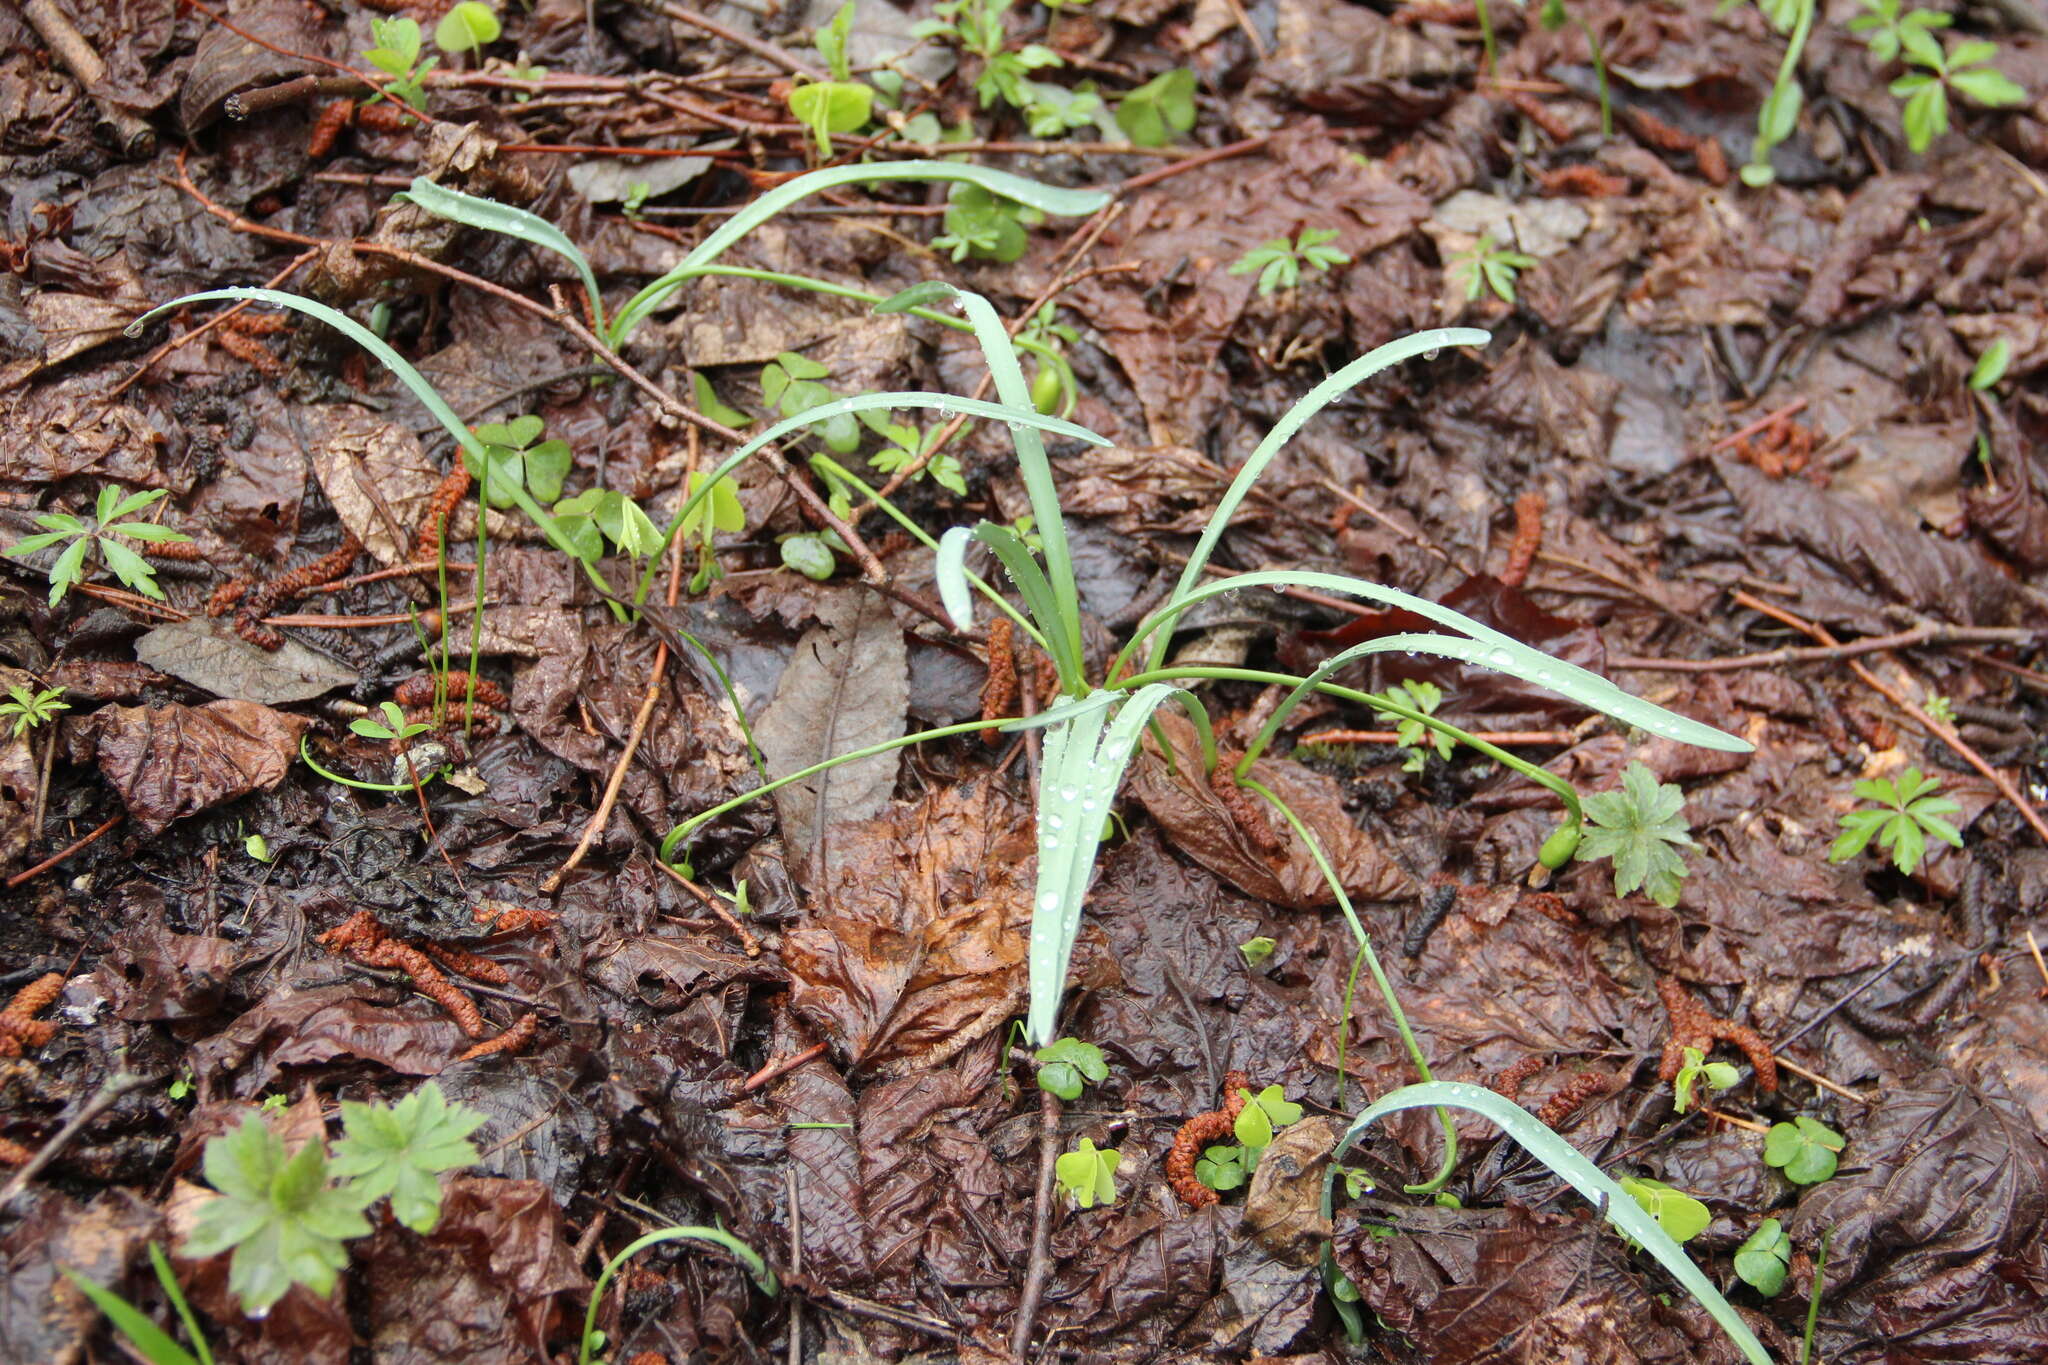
<box><xmin>1129</xmin><ymin>713</ymin><xmax>1415</xmax><ymax>909</ymax></box>
<box><xmin>134</xmin><ymin>618</ymin><xmax>357</xmax><ymax>704</ymax></box>
<box><xmin>780</xmin><ymin>778</ymin><xmax>1032</xmax><ymax>1076</ymax></box>
<box><xmin>70</xmin><ymin>699</ymin><xmax>308</xmax><ymax>834</ymax></box>
<box><xmin>1240</xmin><ymin>1115</ymin><xmax>1336</xmax><ymax>1264</ymax></box>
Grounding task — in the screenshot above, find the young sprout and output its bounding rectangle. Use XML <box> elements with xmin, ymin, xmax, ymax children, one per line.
<box><xmin>0</xmin><ymin>684</ymin><xmax>68</xmax><ymax>737</ymax></box>
<box><xmin>5</xmin><ymin>485</ymin><xmax>192</xmax><ymax>606</ymax></box>
<box><xmin>1448</xmin><ymin>234</ymin><xmax>1537</xmax><ymax>304</ymax></box>
<box><xmin>1829</xmin><ymin>765</ymin><xmax>1961</xmax><ymax>875</ymax></box>
<box><xmin>1891</xmin><ymin>30</ymin><xmax>2025</xmax><ymax>152</ymax></box>
<box><xmin>1228</xmin><ymin>228</ymin><xmax>1351</xmax><ymax>297</ymax></box>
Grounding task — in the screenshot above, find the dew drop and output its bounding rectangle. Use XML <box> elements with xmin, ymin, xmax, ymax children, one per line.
<box><xmin>1081</xmin><ymin>798</ymin><xmax>1099</xmax><ymax>814</ymax></box>
<box><xmin>1038</xmin><ymin>892</ymin><xmax>1060</xmax><ymax>912</ymax></box>
<box><xmin>1423</xmin><ymin>348</ymin><xmax>1440</xmax><ymax>362</ymax></box>
<box><xmin>1046</xmin><ymin>814</ymin><xmax>1064</xmax><ymax>831</ymax></box>
<box><xmin>1485</xmin><ymin>647</ymin><xmax>1512</xmax><ymax>668</ymax></box>
<box><xmin>1060</xmin><ymin>786</ymin><xmax>1080</xmax><ymax>802</ymax></box>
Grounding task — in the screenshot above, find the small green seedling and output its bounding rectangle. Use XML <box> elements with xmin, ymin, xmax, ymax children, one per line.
<box><xmin>1194</xmin><ymin>1143</ymin><xmax>1248</xmax><ymax>1192</ymax></box>
<box><xmin>1228</xmin><ymin>228</ymin><xmax>1350</xmax><ymax>297</ymax></box>
<box><xmin>1033</xmin><ymin>1036</ymin><xmax>1107</xmax><ymax>1100</ymax></box>
<box><xmin>1618</xmin><ymin>1175</ymin><xmax>1711</xmax><ymax>1244</ymax></box>
<box><xmin>7</xmin><ymin>485</ymin><xmax>192</xmax><ymax>606</ymax></box>
<box><xmin>621</xmin><ymin>181</ymin><xmax>653</xmax><ymax>221</ymax></box>
<box><xmin>1022</xmin><ymin>80</ymin><xmax>1102</xmax><ymax>138</ymax></box>
<box><xmin>665</xmin><ymin>472</ymin><xmax>744</xmax><ymax>593</ymax></box>
<box><xmin>1448</xmin><ymin>234</ymin><xmax>1537</xmax><ymax>304</ymax></box>
<box><xmin>789</xmin><ymin>1</ymin><xmax>873</xmax><ymax>155</ymax></box>
<box><xmin>1738</xmin><ymin>0</ymin><xmax>1816</xmax><ymax>186</ymax></box>
<box><xmin>861</xmin><ymin>409</ymin><xmax>968</xmax><ymax>496</ymax></box>
<box><xmin>762</xmin><ymin>352</ymin><xmax>860</xmax><ymax>452</ymax></box>
<box><xmin>351</xmin><ymin>701</ymin><xmax>432</xmax><ymax>745</ymax></box>
<box><xmin>1232</xmin><ymin>1084</ymin><xmax>1305</xmax><ymax>1149</ymax></box>
<box><xmin>1891</xmin><ymin>31</ymin><xmax>2026</xmax><ymax>153</ymax></box>
<box><xmin>0</xmin><ymin>683</ymin><xmax>67</xmax><ymax>737</ymax></box>
<box><xmin>1848</xmin><ymin>0</ymin><xmax>1949</xmax><ymax>64</ymax></box>
<box><xmin>1671</xmin><ymin>1044</ymin><xmax>1739</xmax><ymax>1114</ymax></box>
<box><xmin>915</xmin><ymin>0</ymin><xmax>1062</xmax><ymax>110</ymax></box>
<box><xmin>470</xmin><ymin>414</ymin><xmax>571</xmax><ymax>509</ymax></box>
<box><xmin>1018</xmin><ymin>302</ymin><xmax>1080</xmax><ymax>416</ymax></box>
<box><xmin>183</xmin><ymin>1114</ymin><xmax>371</xmax><ymax>1314</ymax></box>
<box><xmin>1374</xmin><ymin>678</ymin><xmax>1454</xmax><ymax>772</ymax></box>
<box><xmin>1577</xmin><ymin>761</ymin><xmax>1693</xmax><ymax>908</ymax></box>
<box><xmin>1764</xmin><ymin>1117</ymin><xmax>1843</xmax><ymax>1185</ymax></box>
<box><xmin>433</xmin><ymin>1</ymin><xmax>501</xmax><ymax>60</ymax></box>
<box><xmin>1968</xmin><ymin>337</ymin><xmax>2012</xmax><ymax>392</ymax></box>
<box><xmin>932</xmin><ymin>183</ymin><xmax>1042</xmax><ymax>263</ymax></box>
<box><xmin>1734</xmin><ymin>1217</ymin><xmax>1792</xmax><ymax>1296</ymax></box>
<box><xmin>329</xmin><ymin>1081</ymin><xmax>486</xmax><ymax>1233</ymax></box>
<box><xmin>183</xmin><ymin>1083</ymin><xmax>485</xmax><ymax>1314</ymax></box>
<box><xmin>363</xmin><ymin>16</ymin><xmax>435</xmax><ymax>113</ymax></box>
<box><xmin>1238</xmin><ymin>935</ymin><xmax>1276</xmax><ymax>969</ymax></box>
<box><xmin>1115</xmin><ymin>68</ymin><xmax>1197</xmax><ymax>147</ymax></box>
<box><xmin>63</xmin><ymin>1242</ymin><xmax>217</xmax><ymax>1365</ymax></box>
<box><xmin>1829</xmin><ymin>765</ymin><xmax>1961</xmax><ymax>875</ymax></box>
<box><xmin>1922</xmin><ymin>693</ymin><xmax>1956</xmax><ymax>725</ymax></box>
<box><xmin>778</xmin><ymin>532</ymin><xmax>842</xmax><ymax>581</ymax></box>
<box><xmin>169</xmin><ymin>1073</ymin><xmax>194</xmax><ymax>1101</ymax></box>
<box><xmin>244</xmin><ymin>832</ymin><xmax>273</xmax><ymax>864</ymax></box>
<box><xmin>1055</xmin><ymin>1137</ymin><xmax>1120</xmax><ymax>1209</ymax></box>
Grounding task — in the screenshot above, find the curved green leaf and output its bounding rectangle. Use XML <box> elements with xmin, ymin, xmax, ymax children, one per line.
<box><xmin>400</xmin><ymin>178</ymin><xmax>604</xmax><ymax>332</ymax></box>
<box><xmin>1321</xmin><ymin>1081</ymin><xmax>1770</xmax><ymax>1365</ymax></box>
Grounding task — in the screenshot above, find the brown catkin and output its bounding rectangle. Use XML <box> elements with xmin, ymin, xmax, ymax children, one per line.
<box><xmin>413</xmin><ymin>466</ymin><xmax>472</xmax><ymax>564</ymax></box>
<box><xmin>980</xmin><ymin>617</ymin><xmax>1018</xmax><ymax>744</ymax></box>
<box><xmin>307</xmin><ymin>98</ymin><xmax>354</xmax><ymax>158</ymax></box>
<box><xmin>1501</xmin><ymin>492</ymin><xmax>1544</xmax><ymax>589</ymax></box>
<box><xmin>1656</xmin><ymin>976</ymin><xmax>1777</xmax><ymax>1092</ymax></box>
<box><xmin>1210</xmin><ymin>760</ymin><xmax>1285</xmax><ymax>856</ymax></box>
<box><xmin>394</xmin><ymin>671</ymin><xmax>508</xmax><ymax>711</ymax></box>
<box><xmin>1167</xmin><ymin>1071</ymin><xmax>1251</xmax><ymax>1208</ymax></box>
<box><xmin>0</xmin><ymin>972</ymin><xmax>64</xmax><ymax>1059</ymax></box>
<box><xmin>458</xmin><ymin>1013</ymin><xmax>539</xmax><ymax>1062</ymax></box>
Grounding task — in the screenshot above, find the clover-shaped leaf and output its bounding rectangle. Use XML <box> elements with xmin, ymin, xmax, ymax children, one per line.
<box><xmin>1034</xmin><ymin>1037</ymin><xmax>1108</xmax><ymax>1101</ymax></box>
<box><xmin>1054</xmin><ymin>1137</ymin><xmax>1120</xmax><ymax>1209</ymax></box>
<box><xmin>1764</xmin><ymin>1117</ymin><xmax>1844</xmax><ymax>1185</ymax></box>
<box><xmin>1194</xmin><ymin>1143</ymin><xmax>1247</xmax><ymax>1193</ymax></box>
<box><xmin>1734</xmin><ymin>1217</ymin><xmax>1792</xmax><ymax>1297</ymax></box>
<box><xmin>1232</xmin><ymin>1084</ymin><xmax>1304</xmax><ymax>1149</ymax></box>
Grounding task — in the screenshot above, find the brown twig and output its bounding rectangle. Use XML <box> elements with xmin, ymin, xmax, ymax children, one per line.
<box><xmin>653</xmin><ymin>860</ymin><xmax>763</xmax><ymax>955</ymax></box>
<box><xmin>6</xmin><ymin>815</ymin><xmax>121</xmax><ymax>890</ymax></box>
<box><xmin>1732</xmin><ymin>589</ymin><xmax>2048</xmax><ymax>849</ymax></box>
<box><xmin>1611</xmin><ymin>620</ymin><xmax>2039</xmax><ymax>673</ymax></box>
<box><xmin>742</xmin><ymin>1041</ymin><xmax>829</xmax><ymax>1092</ymax></box>
<box><xmin>1703</xmin><ymin>397</ymin><xmax>1810</xmax><ymax>455</ymax></box>
<box><xmin>627</xmin><ymin>0</ymin><xmax>829</xmax><ymax>79</ymax></box>
<box><xmin>19</xmin><ymin>0</ymin><xmax>155</xmax><ymax>153</ymax></box>
<box><xmin>1656</xmin><ymin>976</ymin><xmax>1777</xmax><ymax>1092</ymax></box>
<box><xmin>0</xmin><ymin>1065</ymin><xmax>153</xmax><ymax>1211</ymax></box>
<box><xmin>1010</xmin><ymin>1085</ymin><xmax>1063</xmax><ymax>1357</ymax></box>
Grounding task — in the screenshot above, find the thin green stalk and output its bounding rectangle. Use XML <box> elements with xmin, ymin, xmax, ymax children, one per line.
<box><xmin>466</xmin><ymin>444</ymin><xmax>488</xmax><ymax>741</ymax></box>
<box><xmin>659</xmin><ymin>718</ymin><xmax>1002</xmax><ymax>862</ymax></box>
<box><xmin>1800</xmin><ymin>1229</ymin><xmax>1830</xmax><ymax>1365</ymax></box>
<box><xmin>1238</xmin><ymin>774</ymin><xmax>1456</xmax><ymax>1194</ymax></box>
<box><xmin>1475</xmin><ymin>0</ymin><xmax>1496</xmax><ymax>73</ymax></box>
<box><xmin>806</xmin><ymin>454</ymin><xmax>1055</xmax><ymax>658</ymax></box>
<box><xmin>1116</xmin><ymin>665</ymin><xmax>1583</xmax><ymax>831</ymax></box>
<box><xmin>579</xmin><ymin>1226</ymin><xmax>774</xmax><ymax>1365</ymax></box>
<box><xmin>299</xmin><ymin>736</ymin><xmax>417</xmax><ymax>793</ymax></box>
<box><xmin>628</xmin><ymin>392</ymin><xmax>1104</xmax><ymax>611</ymax></box>
<box><xmin>1337</xmin><ymin>940</ymin><xmax>1366</xmax><ymax>1112</ymax></box>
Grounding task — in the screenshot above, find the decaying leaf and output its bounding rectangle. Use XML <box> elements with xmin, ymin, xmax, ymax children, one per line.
<box><xmin>135</xmin><ymin>619</ymin><xmax>357</xmax><ymax>704</ymax></box>
<box><xmin>70</xmin><ymin>699</ymin><xmax>309</xmax><ymax>834</ymax></box>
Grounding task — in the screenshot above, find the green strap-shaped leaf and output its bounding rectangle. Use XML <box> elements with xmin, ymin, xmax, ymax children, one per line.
<box><xmin>935</xmin><ymin>525</ymin><xmax>976</xmax><ymax>630</ymax></box>
<box><xmin>580</xmin><ymin>1226</ymin><xmax>775</xmax><ymax>1365</ymax></box>
<box><xmin>400</xmin><ymin>177</ymin><xmax>606</xmax><ymax>333</ymax></box>
<box><xmin>1117</xmin><ymin>569</ymin><xmax>1749</xmax><ymax>754</ymax></box>
<box><xmin>1320</xmin><ymin>1082</ymin><xmax>1770</xmax><ymax>1365</ymax></box>
<box><xmin>609</xmin><ymin>161</ymin><xmax>1111</xmax><ymax>345</ymax></box>
<box><xmin>1028</xmin><ymin>684</ymin><xmax>1209</xmax><ymax>1043</ymax></box>
<box><xmin>1157</xmin><ymin>327</ymin><xmax>1491</xmax><ymax>660</ymax></box>
<box><xmin>60</xmin><ymin>1267</ymin><xmax>202</xmax><ymax>1365</ymax></box>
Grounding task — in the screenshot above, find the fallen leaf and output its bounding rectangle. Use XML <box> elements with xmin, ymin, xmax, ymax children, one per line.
<box><xmin>754</xmin><ymin>588</ymin><xmax>907</xmax><ymax>874</ymax></box>
<box><xmin>135</xmin><ymin>618</ymin><xmax>357</xmax><ymax>704</ymax></box>
<box><xmin>70</xmin><ymin>699</ymin><xmax>308</xmax><ymax>834</ymax></box>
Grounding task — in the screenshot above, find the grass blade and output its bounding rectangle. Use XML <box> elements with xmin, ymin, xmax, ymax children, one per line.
<box><xmin>609</xmin><ymin>162</ymin><xmax>1111</xmax><ymax>345</ymax></box>
<box><xmin>935</xmin><ymin>525</ymin><xmax>976</xmax><ymax>630</ymax></box>
<box><xmin>399</xmin><ymin>177</ymin><xmax>605</xmax><ymax>333</ymax></box>
<box><xmin>61</xmin><ymin>1266</ymin><xmax>202</xmax><ymax>1365</ymax></box>
<box><xmin>1155</xmin><ymin>327</ymin><xmax>1490</xmax><ymax>670</ymax></box>
<box><xmin>1321</xmin><ymin>1081</ymin><xmax>1771</xmax><ymax>1365</ymax></box>
<box><xmin>579</xmin><ymin>1225</ymin><xmax>774</xmax><ymax>1365</ymax></box>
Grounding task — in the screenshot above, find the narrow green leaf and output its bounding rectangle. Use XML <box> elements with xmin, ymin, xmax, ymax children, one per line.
<box><xmin>400</xmin><ymin>178</ymin><xmax>605</xmax><ymax>335</ymax></box>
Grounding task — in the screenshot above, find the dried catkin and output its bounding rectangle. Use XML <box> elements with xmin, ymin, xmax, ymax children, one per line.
<box><xmin>1167</xmin><ymin>1071</ymin><xmax>1251</xmax><ymax>1209</ymax></box>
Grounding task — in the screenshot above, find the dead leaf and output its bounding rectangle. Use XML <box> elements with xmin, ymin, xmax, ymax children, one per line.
<box><xmin>135</xmin><ymin>619</ymin><xmax>357</xmax><ymax>704</ymax></box>
<box><xmin>302</xmin><ymin>407</ymin><xmax>448</xmax><ymax>569</ymax></box>
<box><xmin>1241</xmin><ymin>1115</ymin><xmax>1337</xmax><ymax>1264</ymax></box>
<box><xmin>70</xmin><ymin>699</ymin><xmax>309</xmax><ymax>834</ymax></box>
<box><xmin>754</xmin><ymin>588</ymin><xmax>907</xmax><ymax>873</ymax></box>
<box><xmin>780</xmin><ymin>778</ymin><xmax>1032</xmax><ymax>1076</ymax></box>
<box><xmin>1129</xmin><ymin>713</ymin><xmax>1414</xmax><ymax>909</ymax></box>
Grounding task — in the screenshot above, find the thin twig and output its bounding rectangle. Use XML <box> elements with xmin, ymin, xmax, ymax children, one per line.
<box><xmin>1773</xmin><ymin>1056</ymin><xmax>1867</xmax><ymax>1105</ymax></box>
<box><xmin>653</xmin><ymin>859</ymin><xmax>763</xmax><ymax>955</ymax></box>
<box><xmin>1701</xmin><ymin>396</ymin><xmax>1810</xmax><ymax>455</ymax></box>
<box><xmin>1010</xmin><ymin>1087</ymin><xmax>1061</xmax><ymax>1358</ymax></box>
<box><xmin>0</xmin><ymin>1065</ymin><xmax>154</xmax><ymax>1211</ymax></box>
<box><xmin>743</xmin><ymin>1041</ymin><xmax>828</xmax><ymax>1091</ymax></box>
<box><xmin>628</xmin><ymin>0</ymin><xmax>828</xmax><ymax>79</ymax></box>
<box><xmin>6</xmin><ymin>815</ymin><xmax>122</xmax><ymax>889</ymax></box>
<box><xmin>1611</xmin><ymin>621</ymin><xmax>2038</xmax><ymax>673</ymax></box>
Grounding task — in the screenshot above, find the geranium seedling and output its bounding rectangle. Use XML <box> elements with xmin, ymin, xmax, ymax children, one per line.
<box><xmin>1033</xmin><ymin>1036</ymin><xmax>1107</xmax><ymax>1101</ymax></box>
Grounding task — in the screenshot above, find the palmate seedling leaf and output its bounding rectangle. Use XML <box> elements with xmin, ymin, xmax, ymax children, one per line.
<box><xmin>1764</xmin><ymin>1116</ymin><xmax>1843</xmax><ymax>1185</ymax></box>
<box><xmin>1578</xmin><ymin>761</ymin><xmax>1694</xmax><ymax>907</ymax></box>
<box><xmin>184</xmin><ymin>1115</ymin><xmax>371</xmax><ymax>1314</ymax></box>
<box><xmin>1734</xmin><ymin>1217</ymin><xmax>1792</xmax><ymax>1297</ymax></box>
<box><xmin>1054</xmin><ymin>1137</ymin><xmax>1120</xmax><ymax>1209</ymax></box>
<box><xmin>330</xmin><ymin>1081</ymin><xmax>485</xmax><ymax>1233</ymax></box>
<box><xmin>1829</xmin><ymin>765</ymin><xmax>1962</xmax><ymax>873</ymax></box>
<box><xmin>1114</xmin><ymin>66</ymin><xmax>1196</xmax><ymax>146</ymax></box>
